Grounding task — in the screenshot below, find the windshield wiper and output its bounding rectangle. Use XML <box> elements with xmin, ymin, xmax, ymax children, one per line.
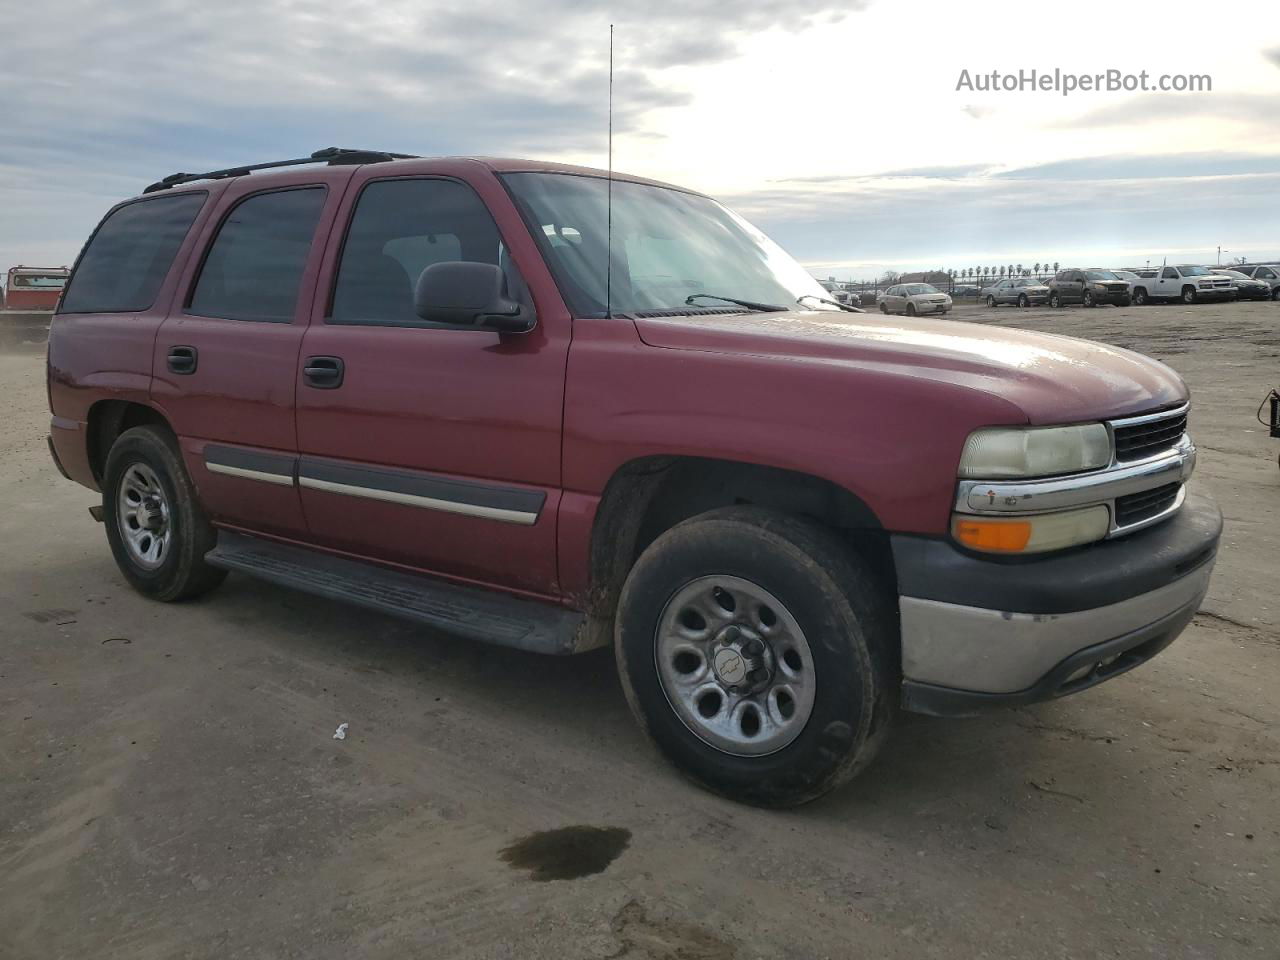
<box><xmin>797</xmin><ymin>294</ymin><xmax>865</xmax><ymax>314</ymax></box>
<box><xmin>684</xmin><ymin>293</ymin><xmax>787</xmax><ymax>313</ymax></box>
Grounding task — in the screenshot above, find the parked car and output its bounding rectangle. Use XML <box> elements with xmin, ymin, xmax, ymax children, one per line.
<box><xmin>877</xmin><ymin>282</ymin><xmax>952</xmax><ymax>316</ymax></box>
<box><xmin>980</xmin><ymin>277</ymin><xmax>1050</xmax><ymax>308</ymax></box>
<box><xmin>1048</xmin><ymin>268</ymin><xmax>1132</xmax><ymax>308</ymax></box>
<box><xmin>1232</xmin><ymin>264</ymin><xmax>1280</xmax><ymax>300</ymax></box>
<box><xmin>3</xmin><ymin>265</ymin><xmax>70</xmax><ymax>312</ymax></box>
<box><xmin>46</xmin><ymin>148</ymin><xmax>1221</xmax><ymax>807</ymax></box>
<box><xmin>1112</xmin><ymin>270</ymin><xmax>1142</xmax><ymax>294</ymax></box>
<box><xmin>1129</xmin><ymin>265</ymin><xmax>1234</xmax><ymax>305</ymax></box>
<box><xmin>1211</xmin><ymin>268</ymin><xmax>1272</xmax><ymax>301</ymax></box>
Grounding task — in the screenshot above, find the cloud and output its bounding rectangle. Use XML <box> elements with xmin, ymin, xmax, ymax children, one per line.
<box><xmin>1266</xmin><ymin>46</ymin><xmax>1280</xmax><ymax>68</ymax></box>
<box><xmin>774</xmin><ymin>163</ymin><xmax>991</xmax><ymax>184</ymax></box>
<box><xmin>1058</xmin><ymin>92</ymin><xmax>1279</xmax><ymax>131</ymax></box>
<box><xmin>0</xmin><ymin>0</ymin><xmax>867</xmax><ymax>267</ymax></box>
<box><xmin>994</xmin><ymin>153</ymin><xmax>1280</xmax><ymax>181</ymax></box>
<box><xmin>721</xmin><ymin>166</ymin><xmax>1280</xmax><ymax>272</ymax></box>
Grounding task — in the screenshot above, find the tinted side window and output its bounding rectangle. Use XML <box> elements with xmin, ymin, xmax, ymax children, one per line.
<box><xmin>1259</xmin><ymin>267</ymin><xmax>1276</xmax><ymax>280</ymax></box>
<box><xmin>1162</xmin><ymin>268</ymin><xmax>1179</xmax><ymax>279</ymax></box>
<box><xmin>60</xmin><ymin>192</ymin><xmax>206</xmax><ymax>314</ymax></box>
<box><xmin>189</xmin><ymin>187</ymin><xmax>326</xmax><ymax>322</ymax></box>
<box><xmin>330</xmin><ymin>178</ymin><xmax>504</xmax><ymax>327</ymax></box>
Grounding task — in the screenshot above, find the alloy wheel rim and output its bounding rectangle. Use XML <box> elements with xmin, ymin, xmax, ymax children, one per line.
<box><xmin>117</xmin><ymin>462</ymin><xmax>172</xmax><ymax>570</ymax></box>
<box><xmin>654</xmin><ymin>575</ymin><xmax>816</xmax><ymax>757</ymax></box>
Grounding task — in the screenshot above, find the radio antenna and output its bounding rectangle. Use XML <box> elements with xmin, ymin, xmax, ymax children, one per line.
<box><xmin>606</xmin><ymin>23</ymin><xmax>614</xmax><ymax>320</ymax></box>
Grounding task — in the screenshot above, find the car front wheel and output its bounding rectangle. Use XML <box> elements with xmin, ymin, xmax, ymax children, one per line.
<box><xmin>986</xmin><ymin>295</ymin><xmax>996</xmax><ymax>307</ymax></box>
<box><xmin>614</xmin><ymin>507</ymin><xmax>895</xmax><ymax>807</ymax></box>
<box><xmin>103</xmin><ymin>425</ymin><xmax>226</xmax><ymax>602</ymax></box>
<box><xmin>1182</xmin><ymin>286</ymin><xmax>1197</xmax><ymax>304</ymax></box>
<box><xmin>1049</xmin><ymin>292</ymin><xmax>1061</xmax><ymax>308</ymax></box>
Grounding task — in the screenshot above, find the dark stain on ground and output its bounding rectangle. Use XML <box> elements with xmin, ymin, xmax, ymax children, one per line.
<box><xmin>499</xmin><ymin>825</ymin><xmax>631</xmax><ymax>881</ymax></box>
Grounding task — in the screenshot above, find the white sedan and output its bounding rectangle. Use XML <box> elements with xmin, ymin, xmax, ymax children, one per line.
<box><xmin>878</xmin><ymin>282</ymin><xmax>952</xmax><ymax>316</ymax></box>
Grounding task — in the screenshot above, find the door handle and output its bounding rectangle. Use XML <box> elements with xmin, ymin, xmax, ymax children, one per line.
<box><xmin>303</xmin><ymin>356</ymin><xmax>344</xmax><ymax>389</ymax></box>
<box><xmin>167</xmin><ymin>345</ymin><xmax>198</xmax><ymax>375</ymax></box>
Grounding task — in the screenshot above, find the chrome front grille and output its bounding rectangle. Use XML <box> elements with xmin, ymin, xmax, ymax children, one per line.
<box><xmin>1112</xmin><ymin>405</ymin><xmax>1188</xmax><ymax>463</ymax></box>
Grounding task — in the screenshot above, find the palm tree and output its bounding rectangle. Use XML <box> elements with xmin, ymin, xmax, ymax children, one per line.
<box><xmin>1016</xmin><ymin>263</ymin><xmax>1023</xmax><ymax>276</ymax></box>
<box><xmin>1053</xmin><ymin>261</ymin><xmax>1060</xmax><ymax>273</ymax></box>
<box><xmin>1033</xmin><ymin>262</ymin><xmax>1041</xmax><ymax>276</ymax></box>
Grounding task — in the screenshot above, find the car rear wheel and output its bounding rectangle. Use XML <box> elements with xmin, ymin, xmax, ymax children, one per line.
<box><xmin>614</xmin><ymin>506</ymin><xmax>895</xmax><ymax>807</ymax></box>
<box><xmin>985</xmin><ymin>295</ymin><xmax>996</xmax><ymax>307</ymax></box>
<box><xmin>103</xmin><ymin>426</ymin><xmax>226</xmax><ymax>602</ymax></box>
<box><xmin>1049</xmin><ymin>292</ymin><xmax>1061</xmax><ymax>308</ymax></box>
<box><xmin>1134</xmin><ymin>288</ymin><xmax>1149</xmax><ymax>305</ymax></box>
<box><xmin>1272</xmin><ymin>288</ymin><xmax>1280</xmax><ymax>301</ymax></box>
<box><xmin>1182</xmin><ymin>286</ymin><xmax>1197</xmax><ymax>304</ymax></box>
<box><xmin>906</xmin><ymin>303</ymin><xmax>917</xmax><ymax>317</ymax></box>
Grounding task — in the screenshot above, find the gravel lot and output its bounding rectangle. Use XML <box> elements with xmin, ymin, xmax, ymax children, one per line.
<box><xmin>2</xmin><ymin>301</ymin><xmax>1277</xmax><ymax>959</ymax></box>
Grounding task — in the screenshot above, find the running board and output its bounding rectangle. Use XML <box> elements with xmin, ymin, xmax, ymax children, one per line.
<box><xmin>206</xmin><ymin>532</ymin><xmax>586</xmax><ymax>655</ymax></box>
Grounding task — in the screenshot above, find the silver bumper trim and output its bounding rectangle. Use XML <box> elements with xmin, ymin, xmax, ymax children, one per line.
<box><xmin>898</xmin><ymin>561</ymin><xmax>1214</xmax><ymax>695</ymax></box>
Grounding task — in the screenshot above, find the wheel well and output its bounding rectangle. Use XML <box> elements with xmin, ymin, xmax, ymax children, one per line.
<box><xmin>86</xmin><ymin>401</ymin><xmax>172</xmax><ymax>484</ymax></box>
<box><xmin>584</xmin><ymin>456</ymin><xmax>894</xmax><ymax>622</ymax></box>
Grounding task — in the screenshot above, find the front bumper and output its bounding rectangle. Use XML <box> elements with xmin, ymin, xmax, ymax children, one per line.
<box><xmin>1192</xmin><ymin>288</ymin><xmax>1234</xmax><ymax>301</ymax></box>
<box><xmin>1094</xmin><ymin>290</ymin><xmax>1131</xmax><ymax>304</ymax></box>
<box><xmin>892</xmin><ymin>494</ymin><xmax>1221</xmax><ymax>716</ymax></box>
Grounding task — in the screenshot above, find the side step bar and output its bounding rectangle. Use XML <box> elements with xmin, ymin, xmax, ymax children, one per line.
<box><xmin>206</xmin><ymin>531</ymin><xmax>586</xmax><ymax>655</ymax></box>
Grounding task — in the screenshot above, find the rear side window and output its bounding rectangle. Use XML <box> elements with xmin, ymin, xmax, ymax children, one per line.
<box><xmin>189</xmin><ymin>187</ymin><xmax>326</xmax><ymax>322</ymax></box>
<box><xmin>60</xmin><ymin>192</ymin><xmax>206</xmax><ymax>314</ymax></box>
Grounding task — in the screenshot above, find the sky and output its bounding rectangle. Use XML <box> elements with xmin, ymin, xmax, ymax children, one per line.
<box><xmin>1</xmin><ymin>0</ymin><xmax>1278</xmax><ymax>282</ymax></box>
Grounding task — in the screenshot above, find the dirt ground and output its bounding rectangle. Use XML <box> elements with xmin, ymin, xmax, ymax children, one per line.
<box><xmin>2</xmin><ymin>301</ymin><xmax>1277</xmax><ymax>960</ymax></box>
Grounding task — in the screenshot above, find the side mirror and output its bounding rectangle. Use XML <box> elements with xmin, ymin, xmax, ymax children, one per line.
<box><xmin>414</xmin><ymin>261</ymin><xmax>535</xmax><ymax>333</ymax></box>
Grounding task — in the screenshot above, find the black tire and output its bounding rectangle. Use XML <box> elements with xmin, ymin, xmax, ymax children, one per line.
<box><xmin>986</xmin><ymin>295</ymin><xmax>996</xmax><ymax>307</ymax></box>
<box><xmin>906</xmin><ymin>302</ymin><xmax>917</xmax><ymax>317</ymax></box>
<box><xmin>103</xmin><ymin>425</ymin><xmax>226</xmax><ymax>602</ymax></box>
<box><xmin>1182</xmin><ymin>286</ymin><xmax>1197</xmax><ymax>304</ymax></box>
<box><xmin>1272</xmin><ymin>288</ymin><xmax>1280</xmax><ymax>301</ymax></box>
<box><xmin>615</xmin><ymin>507</ymin><xmax>895</xmax><ymax>807</ymax></box>
<box><xmin>1083</xmin><ymin>290</ymin><xmax>1096</xmax><ymax>308</ymax></box>
<box><xmin>879</xmin><ymin>302</ymin><xmax>888</xmax><ymax>314</ymax></box>
<box><xmin>1017</xmin><ymin>294</ymin><xmax>1028</xmax><ymax>308</ymax></box>
<box><xmin>1119</xmin><ymin>296</ymin><xmax>1132</xmax><ymax>307</ymax></box>
<box><xmin>1049</xmin><ymin>292</ymin><xmax>1062</xmax><ymax>308</ymax></box>
<box><xmin>1134</xmin><ymin>287</ymin><xmax>1149</xmax><ymax>305</ymax></box>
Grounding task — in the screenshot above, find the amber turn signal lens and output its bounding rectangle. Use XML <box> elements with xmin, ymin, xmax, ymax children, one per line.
<box><xmin>953</xmin><ymin>518</ymin><xmax>1033</xmax><ymax>552</ymax></box>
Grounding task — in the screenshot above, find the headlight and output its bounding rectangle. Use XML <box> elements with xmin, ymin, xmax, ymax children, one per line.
<box><xmin>958</xmin><ymin>424</ymin><xmax>1111</xmax><ymax>479</ymax></box>
<box><xmin>953</xmin><ymin>505</ymin><xmax>1111</xmax><ymax>554</ymax></box>
<box><xmin>1092</xmin><ymin>283</ymin><xmax>1108</xmax><ymax>291</ymax></box>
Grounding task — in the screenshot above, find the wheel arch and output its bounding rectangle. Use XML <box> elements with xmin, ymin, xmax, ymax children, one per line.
<box><xmin>86</xmin><ymin>400</ymin><xmax>174</xmax><ymax>485</ymax></box>
<box><xmin>582</xmin><ymin>455</ymin><xmax>895</xmax><ymax>627</ymax></box>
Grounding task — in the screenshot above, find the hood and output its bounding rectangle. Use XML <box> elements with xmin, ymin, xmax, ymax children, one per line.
<box><xmin>634</xmin><ymin>310</ymin><xmax>1187</xmax><ymax>424</ymax></box>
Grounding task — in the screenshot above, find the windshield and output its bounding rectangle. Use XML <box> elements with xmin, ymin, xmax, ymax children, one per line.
<box><xmin>501</xmin><ymin>172</ymin><xmax>835</xmax><ymax>317</ymax></box>
<box><xmin>903</xmin><ymin>283</ymin><xmax>940</xmax><ymax>295</ymax></box>
<box><xmin>1114</xmin><ymin>271</ymin><xmax>1138</xmax><ymax>279</ymax></box>
<box><xmin>1086</xmin><ymin>270</ymin><xmax>1120</xmax><ymax>281</ymax></box>
<box><xmin>1217</xmin><ymin>270</ymin><xmax>1248</xmax><ymax>279</ymax></box>
<box><xmin>1178</xmin><ymin>265</ymin><xmax>1212</xmax><ymax>276</ymax></box>
<box><xmin>11</xmin><ymin>273</ymin><xmax>67</xmax><ymax>288</ymax></box>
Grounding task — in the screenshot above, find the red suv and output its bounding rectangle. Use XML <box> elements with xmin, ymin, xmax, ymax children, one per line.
<box><xmin>47</xmin><ymin>148</ymin><xmax>1221</xmax><ymax>806</ymax></box>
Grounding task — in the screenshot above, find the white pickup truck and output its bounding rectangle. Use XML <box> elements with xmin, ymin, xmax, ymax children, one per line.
<box><xmin>1130</xmin><ymin>265</ymin><xmax>1234</xmax><ymax>305</ymax></box>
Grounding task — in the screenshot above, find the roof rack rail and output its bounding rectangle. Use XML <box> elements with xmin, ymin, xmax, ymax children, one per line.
<box><xmin>142</xmin><ymin>147</ymin><xmax>419</xmax><ymax>194</ymax></box>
